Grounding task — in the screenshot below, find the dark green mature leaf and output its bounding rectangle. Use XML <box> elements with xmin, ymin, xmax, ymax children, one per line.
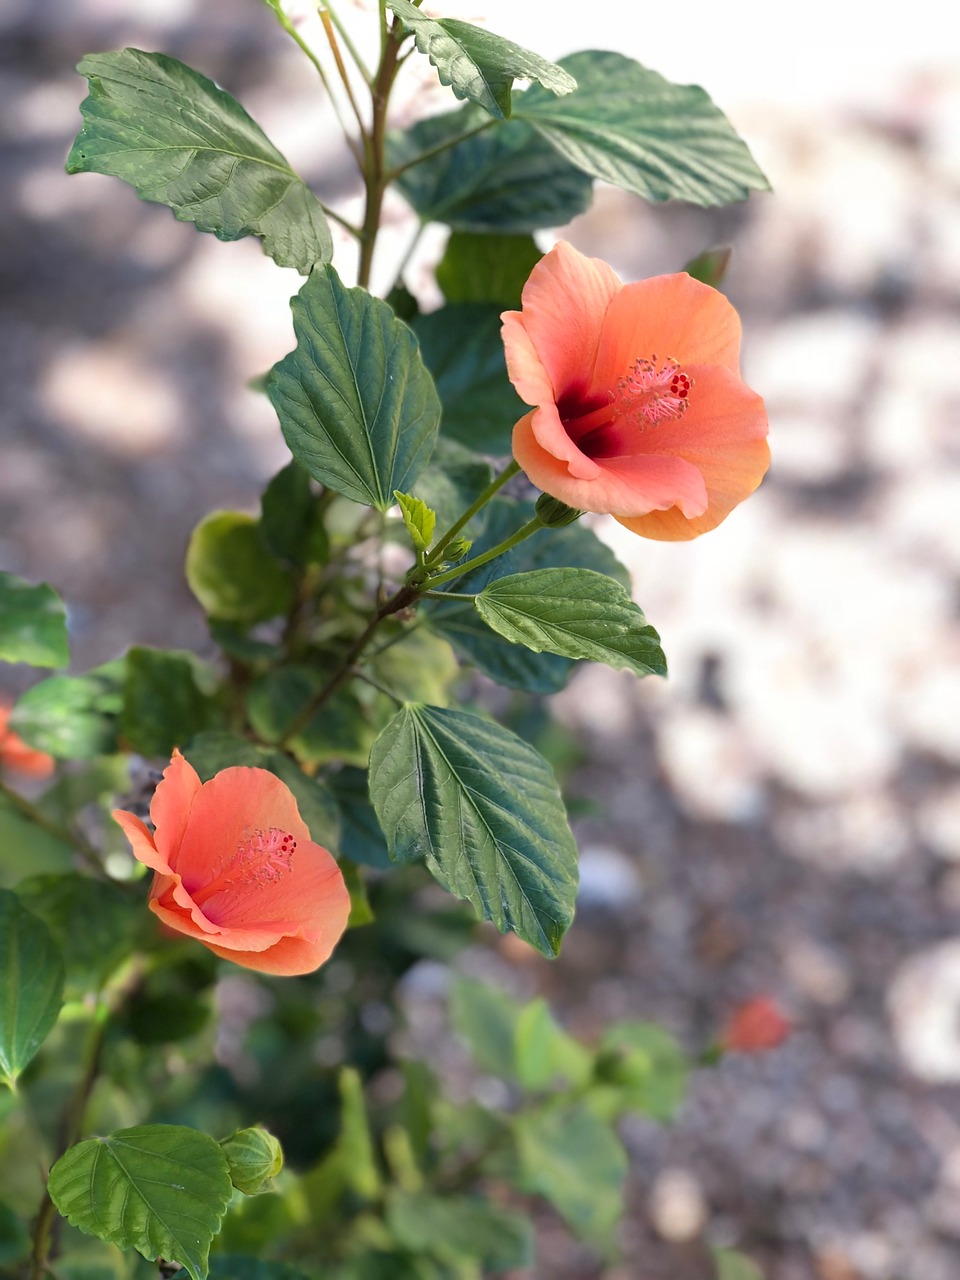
<box><xmin>123</xmin><ymin>647</ymin><xmax>220</xmax><ymax>757</ymax></box>
<box><xmin>220</xmin><ymin>1127</ymin><xmax>283</xmax><ymax>1195</ymax></box>
<box><xmin>386</xmin><ymin>0</ymin><xmax>574</xmax><ymax>121</ymax></box>
<box><xmin>515</xmin><ymin>51</ymin><xmax>770</xmax><ymax>206</ymax></box>
<box><xmin>437</xmin><ymin>232</ymin><xmax>541</xmax><ymax>308</ymax></box>
<box><xmin>387</xmin><ymin>1191</ymin><xmax>534</xmax><ymax>1271</ymax></box>
<box><xmin>184</xmin><ymin>731</ymin><xmax>341</xmax><ymax>850</ymax></box>
<box><xmin>713</xmin><ymin>1248</ymin><xmax>765</xmax><ymax>1280</ymax></box>
<box><xmin>172</xmin><ymin>1259</ymin><xmax>309</xmax><ymax>1280</ymax></box>
<box><xmin>48</xmin><ymin>1125</ymin><xmax>233</xmax><ymax>1280</ymax></box>
<box><xmin>327</xmin><ymin>768</ymin><xmax>391</xmax><ymax>870</ymax></box>
<box><xmin>424</xmin><ymin>499</ymin><xmax>630</xmax><ymax>693</ymax></box>
<box><xmin>413</xmin><ymin>304</ymin><xmax>522</xmax><ymax>454</ymax></box>
<box><xmin>390</xmin><ymin>106</ymin><xmax>593</xmax><ymax>232</ymax></box>
<box><xmin>0</xmin><ymin>572</ymin><xmax>69</xmax><ymax>668</ymax></box>
<box><xmin>246</xmin><ymin>668</ymin><xmax>375</xmax><ymax>767</ymax></box>
<box><xmin>0</xmin><ymin>793</ymin><xmax>73</xmax><ymax>888</ymax></box>
<box><xmin>0</xmin><ymin>889</ymin><xmax>64</xmax><ymax>1089</ymax></box>
<box><xmin>412</xmin><ymin>437</ymin><xmax>494</xmax><ymax>533</ymax></box>
<box><xmin>15</xmin><ymin>874</ymin><xmax>140</xmax><ymax>999</ymax></box>
<box><xmin>475</xmin><ymin>568</ymin><xmax>666</xmax><ymax>677</ymax></box>
<box><xmin>269</xmin><ymin>267</ymin><xmax>440</xmax><ymax>509</ymax></box>
<box><xmin>260</xmin><ymin>461</ymin><xmax>329</xmax><ymax>567</ymax></box>
<box><xmin>185</xmin><ymin>511</ymin><xmax>296</xmax><ymax>624</ymax></box>
<box><xmin>67</xmin><ymin>49</ymin><xmax>331</xmax><ymax>273</ymax></box>
<box><xmin>0</xmin><ymin>1201</ymin><xmax>30</xmax><ymax>1264</ymax></box>
<box><xmin>368</xmin><ymin>703</ymin><xmax>578</xmax><ymax>955</ymax></box>
<box><xmin>514</xmin><ymin>1104</ymin><xmax>627</xmax><ymax>1244</ymax></box>
<box><xmin>9</xmin><ymin>662</ymin><xmax>124</xmax><ymax>760</ymax></box>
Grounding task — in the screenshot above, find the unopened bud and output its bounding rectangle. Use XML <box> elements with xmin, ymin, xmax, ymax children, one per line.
<box><xmin>535</xmin><ymin>494</ymin><xmax>583</xmax><ymax>528</ymax></box>
<box><xmin>445</xmin><ymin>536</ymin><xmax>472</xmax><ymax>561</ymax></box>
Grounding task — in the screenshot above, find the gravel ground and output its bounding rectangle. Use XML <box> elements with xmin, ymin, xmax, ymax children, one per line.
<box><xmin>3</xmin><ymin>3</ymin><xmax>960</xmax><ymax>1278</ymax></box>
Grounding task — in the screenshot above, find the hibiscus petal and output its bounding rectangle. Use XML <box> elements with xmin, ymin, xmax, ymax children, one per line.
<box><xmin>111</xmin><ymin>808</ymin><xmax>171</xmax><ymax>875</ymax></box>
<box><xmin>201</xmin><ymin>931</ymin><xmax>347</xmax><ymax>977</ymax></box>
<box><xmin>513</xmin><ymin>411</ymin><xmax>707</xmax><ymax>517</ymax></box>
<box><xmin>500</xmin><ymin>311</ymin><xmax>555</xmax><ymax>409</ymax></box>
<box><xmin>592</xmin><ymin>272</ymin><xmax>742</xmax><ymax>395</ymax></box>
<box><xmin>616</xmin><ymin>366</ymin><xmax>769</xmax><ymax>540</ymax></box>
<box><xmin>508</xmin><ymin>241</ymin><xmax>620</xmax><ymax>403</ymax></box>
<box><xmin>150</xmin><ymin>748</ymin><xmax>202</xmax><ymax>871</ymax></box>
<box><xmin>528</xmin><ymin>404</ymin><xmax>602</xmax><ymax>479</ymax></box>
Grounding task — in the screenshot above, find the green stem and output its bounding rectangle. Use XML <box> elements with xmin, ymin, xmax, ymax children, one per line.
<box><xmin>0</xmin><ymin>779</ymin><xmax>102</xmax><ymax>874</ymax></box>
<box><xmin>321</xmin><ymin>0</ymin><xmax>374</xmax><ymax>85</ymax></box>
<box><xmin>357</xmin><ymin>11</ymin><xmax>407</xmax><ymax>289</ymax></box>
<box><xmin>319</xmin><ymin>7</ymin><xmax>369</xmax><ymax>139</ymax></box>
<box><xmin>421</xmin><ymin>516</ymin><xmax>543</xmax><ymax>590</ymax></box>
<box><xmin>383</xmin><ymin>118</ymin><xmax>498</xmax><ymax>183</ymax></box>
<box><xmin>320</xmin><ymin>203</ymin><xmax>363</xmax><ymax>238</ymax></box>
<box><xmin>425</xmin><ymin>459</ymin><xmax>520</xmax><ymax>567</ymax></box>
<box><xmin>349</xmin><ymin>666</ymin><xmax>403</xmax><ymax>704</ymax></box>
<box><xmin>276</xmin><ymin>581</ymin><xmax>420</xmax><ymax>747</ymax></box>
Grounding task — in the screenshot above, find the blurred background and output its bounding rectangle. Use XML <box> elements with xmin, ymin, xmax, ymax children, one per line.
<box><xmin>2</xmin><ymin>1</ymin><xmax>959</xmax><ymax>1276</ymax></box>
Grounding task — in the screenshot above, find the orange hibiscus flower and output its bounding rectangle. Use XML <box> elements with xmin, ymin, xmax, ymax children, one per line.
<box><xmin>502</xmin><ymin>241</ymin><xmax>770</xmax><ymax>540</ymax></box>
<box><xmin>112</xmin><ymin>750</ymin><xmax>350</xmax><ymax>976</ymax></box>
<box><xmin>0</xmin><ymin>702</ymin><xmax>55</xmax><ymax>779</ymax></box>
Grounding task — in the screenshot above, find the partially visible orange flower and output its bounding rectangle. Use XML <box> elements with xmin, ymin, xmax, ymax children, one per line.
<box><xmin>112</xmin><ymin>750</ymin><xmax>350</xmax><ymax>976</ymax></box>
<box><xmin>502</xmin><ymin>241</ymin><xmax>770</xmax><ymax>540</ymax></box>
<box><xmin>722</xmin><ymin>996</ymin><xmax>791</xmax><ymax>1053</ymax></box>
<box><xmin>0</xmin><ymin>702</ymin><xmax>55</xmax><ymax>779</ymax></box>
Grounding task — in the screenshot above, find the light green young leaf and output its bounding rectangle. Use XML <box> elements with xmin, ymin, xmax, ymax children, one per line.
<box><xmin>394</xmin><ymin>491</ymin><xmax>437</xmax><ymax>553</ymax></box>
<box><xmin>713</xmin><ymin>1247</ymin><xmax>766</xmax><ymax>1280</ymax></box>
<box><xmin>387</xmin><ymin>1191</ymin><xmax>534</xmax><ymax>1272</ymax></box>
<box><xmin>390</xmin><ymin>106</ymin><xmax>593</xmax><ymax>233</ymax></box>
<box><xmin>0</xmin><ymin>889</ymin><xmax>65</xmax><ymax>1089</ymax></box>
<box><xmin>220</xmin><ymin>1127</ymin><xmax>283</xmax><ymax>1195</ymax></box>
<box><xmin>337</xmin><ymin>1067</ymin><xmax>382</xmax><ymax>1200</ymax></box>
<box><xmin>385</xmin><ymin>0</ymin><xmax>574</xmax><ymax>120</ymax></box>
<box><xmin>268</xmin><ymin>267</ymin><xmax>440</xmax><ymax>510</ymax></box>
<box><xmin>48</xmin><ymin>1124</ymin><xmax>233</xmax><ymax>1280</ymax></box>
<box><xmin>514</xmin><ymin>1104</ymin><xmax>627</xmax><ymax>1245</ymax></box>
<box><xmin>475</xmin><ymin>568</ymin><xmax>666</xmax><ymax>678</ymax></box>
<box><xmin>449</xmin><ymin>976</ymin><xmax>521</xmax><ymax>1078</ymax></box>
<box><xmin>185</xmin><ymin>511</ymin><xmax>296</xmax><ymax>624</ymax></box>
<box><xmin>9</xmin><ymin>661</ymin><xmax>125</xmax><ymax>760</ymax></box>
<box><xmin>514</xmin><ymin>997</ymin><xmax>592</xmax><ymax>1090</ymax></box>
<box><xmin>436</xmin><ymin>232</ymin><xmax>541</xmax><ymax>308</ymax></box>
<box><xmin>594</xmin><ymin>1020</ymin><xmax>688</xmax><ymax>1122</ymax></box>
<box><xmin>514</xmin><ymin>50</ymin><xmax>770</xmax><ymax>206</ymax></box>
<box><xmin>368</xmin><ymin>704</ymin><xmax>578</xmax><ymax>956</ymax></box>
<box><xmin>0</xmin><ymin>572</ymin><xmax>69</xmax><ymax>669</ymax></box>
<box><xmin>67</xmin><ymin>50</ymin><xmax>332</xmax><ymax>273</ymax></box>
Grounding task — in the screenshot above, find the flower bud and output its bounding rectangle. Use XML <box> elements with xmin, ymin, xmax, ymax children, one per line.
<box><xmin>535</xmin><ymin>494</ymin><xmax>583</xmax><ymax>528</ymax></box>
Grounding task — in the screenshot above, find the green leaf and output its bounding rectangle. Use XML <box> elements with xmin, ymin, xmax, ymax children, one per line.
<box><xmin>385</xmin><ymin>0</ymin><xmax>574</xmax><ymax>121</ymax></box>
<box><xmin>220</xmin><ymin>1128</ymin><xmax>283</xmax><ymax>1195</ymax></box>
<box><xmin>123</xmin><ymin>647</ymin><xmax>220</xmax><ymax>757</ymax></box>
<box><xmin>184</xmin><ymin>731</ymin><xmax>341</xmax><ymax>850</ymax></box>
<box><xmin>368</xmin><ymin>703</ymin><xmax>578</xmax><ymax>955</ymax></box>
<box><xmin>185</xmin><ymin>511</ymin><xmax>296</xmax><ymax>624</ymax></box>
<box><xmin>0</xmin><ymin>791</ymin><xmax>74</xmax><ymax>888</ymax></box>
<box><xmin>436</xmin><ymin>232</ymin><xmax>541</xmax><ymax>308</ymax></box>
<box><xmin>411</xmin><ymin>438</ymin><xmax>493</xmax><ymax>533</ymax></box>
<box><xmin>0</xmin><ymin>1200</ymin><xmax>30</xmax><ymax>1264</ymax></box>
<box><xmin>713</xmin><ymin>1248</ymin><xmax>765</xmax><ymax>1280</ymax></box>
<box><xmin>246</xmin><ymin>668</ymin><xmax>375</xmax><ymax>767</ymax></box>
<box><xmin>594</xmin><ymin>1020</ymin><xmax>688</xmax><ymax>1122</ymax></box>
<box><xmin>387</xmin><ymin>1191</ymin><xmax>534</xmax><ymax>1272</ymax></box>
<box><xmin>67</xmin><ymin>50</ymin><xmax>331</xmax><ymax>273</ymax></box>
<box><xmin>268</xmin><ymin>266</ymin><xmax>440</xmax><ymax>510</ymax></box>
<box><xmin>514</xmin><ymin>51</ymin><xmax>770</xmax><ymax>206</ymax></box>
<box><xmin>48</xmin><ymin>1124</ymin><xmax>233</xmax><ymax>1280</ymax></box>
<box><xmin>9</xmin><ymin>662</ymin><xmax>125</xmax><ymax>760</ymax></box>
<box><xmin>326</xmin><ymin>768</ymin><xmax>392</xmax><ymax>870</ymax></box>
<box><xmin>683</xmin><ymin>245</ymin><xmax>732</xmax><ymax>288</ymax></box>
<box><xmin>260</xmin><ymin>461</ymin><xmax>329</xmax><ymax>567</ymax></box>
<box><xmin>394</xmin><ymin>491</ymin><xmax>436</xmax><ymax>553</ymax></box>
<box><xmin>514</xmin><ymin>1104</ymin><xmax>627</xmax><ymax>1245</ymax></box>
<box><xmin>0</xmin><ymin>888</ymin><xmax>64</xmax><ymax>1089</ymax></box>
<box><xmin>412</xmin><ymin>304</ymin><xmax>523</xmax><ymax>454</ymax></box>
<box><xmin>424</xmin><ymin>498</ymin><xmax>631</xmax><ymax>693</ymax></box>
<box><xmin>514</xmin><ymin>997</ymin><xmax>592</xmax><ymax>1090</ymax></box>
<box><xmin>390</xmin><ymin>106</ymin><xmax>593</xmax><ymax>233</ymax></box>
<box><xmin>449</xmin><ymin>976</ymin><xmax>520</xmax><ymax>1078</ymax></box>
<box><xmin>14</xmin><ymin>874</ymin><xmax>140</xmax><ymax>999</ymax></box>
<box><xmin>475</xmin><ymin>568</ymin><xmax>666</xmax><ymax>677</ymax></box>
<box><xmin>0</xmin><ymin>572</ymin><xmax>69</xmax><ymax>668</ymax></box>
<box><xmin>336</xmin><ymin>1067</ymin><xmax>381</xmax><ymax>1200</ymax></box>
<box><xmin>368</xmin><ymin>627</ymin><xmax>458</xmax><ymax>709</ymax></box>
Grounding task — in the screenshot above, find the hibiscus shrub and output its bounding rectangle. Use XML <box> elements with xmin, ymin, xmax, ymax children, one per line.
<box><xmin>0</xmin><ymin>5</ymin><xmax>771</xmax><ymax>1278</ymax></box>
